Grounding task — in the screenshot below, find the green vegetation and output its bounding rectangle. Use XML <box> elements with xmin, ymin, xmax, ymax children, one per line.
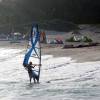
<box><xmin>0</xmin><ymin>0</ymin><xmax>99</xmax><ymax>33</ymax></box>
<box><xmin>66</xmin><ymin>36</ymin><xmax>75</xmax><ymax>42</ymax></box>
<box><xmin>83</xmin><ymin>36</ymin><xmax>93</xmax><ymax>42</ymax></box>
<box><xmin>66</xmin><ymin>36</ymin><xmax>93</xmax><ymax>42</ymax></box>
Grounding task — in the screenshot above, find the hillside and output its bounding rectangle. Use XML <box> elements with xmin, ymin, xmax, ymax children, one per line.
<box><xmin>0</xmin><ymin>0</ymin><xmax>100</xmax><ymax>33</ymax></box>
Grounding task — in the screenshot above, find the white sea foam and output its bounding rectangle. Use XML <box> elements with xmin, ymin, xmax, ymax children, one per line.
<box><xmin>0</xmin><ymin>48</ymin><xmax>100</xmax><ymax>100</ymax></box>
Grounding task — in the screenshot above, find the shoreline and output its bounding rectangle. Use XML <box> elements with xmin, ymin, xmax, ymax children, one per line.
<box><xmin>0</xmin><ymin>41</ymin><xmax>100</xmax><ymax>63</ymax></box>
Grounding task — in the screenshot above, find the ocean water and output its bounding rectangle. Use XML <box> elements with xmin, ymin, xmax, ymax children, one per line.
<box><xmin>0</xmin><ymin>48</ymin><xmax>100</xmax><ymax>100</ymax></box>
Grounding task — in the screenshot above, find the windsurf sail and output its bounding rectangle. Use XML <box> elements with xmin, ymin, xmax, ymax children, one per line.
<box><xmin>23</xmin><ymin>24</ymin><xmax>41</xmax><ymax>81</ymax></box>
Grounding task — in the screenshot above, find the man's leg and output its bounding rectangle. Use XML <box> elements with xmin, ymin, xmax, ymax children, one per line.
<box><xmin>33</xmin><ymin>77</ymin><xmax>36</xmax><ymax>83</ymax></box>
<box><xmin>35</xmin><ymin>75</ymin><xmax>39</xmax><ymax>83</ymax></box>
<box><xmin>30</xmin><ymin>77</ymin><xmax>32</xmax><ymax>83</ymax></box>
<box><xmin>29</xmin><ymin>73</ymin><xmax>32</xmax><ymax>83</ymax></box>
<box><xmin>32</xmin><ymin>70</ymin><xmax>39</xmax><ymax>83</ymax></box>
<box><xmin>37</xmin><ymin>76</ymin><xmax>39</xmax><ymax>83</ymax></box>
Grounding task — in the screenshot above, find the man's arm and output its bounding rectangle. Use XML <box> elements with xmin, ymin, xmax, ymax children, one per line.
<box><xmin>32</xmin><ymin>64</ymin><xmax>42</xmax><ymax>67</ymax></box>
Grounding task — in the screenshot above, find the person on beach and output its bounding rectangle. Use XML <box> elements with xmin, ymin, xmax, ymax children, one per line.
<box><xmin>24</xmin><ymin>62</ymin><xmax>40</xmax><ymax>83</ymax></box>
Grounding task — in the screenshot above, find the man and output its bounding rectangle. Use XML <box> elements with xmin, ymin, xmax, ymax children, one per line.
<box><xmin>24</xmin><ymin>62</ymin><xmax>40</xmax><ymax>83</ymax></box>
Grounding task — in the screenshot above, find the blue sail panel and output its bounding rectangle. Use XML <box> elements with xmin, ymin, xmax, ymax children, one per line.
<box><xmin>23</xmin><ymin>24</ymin><xmax>40</xmax><ymax>65</ymax></box>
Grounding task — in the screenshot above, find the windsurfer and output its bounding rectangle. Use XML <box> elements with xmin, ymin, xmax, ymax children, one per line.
<box><xmin>23</xmin><ymin>24</ymin><xmax>41</xmax><ymax>84</ymax></box>
<box><xmin>24</xmin><ymin>61</ymin><xmax>41</xmax><ymax>83</ymax></box>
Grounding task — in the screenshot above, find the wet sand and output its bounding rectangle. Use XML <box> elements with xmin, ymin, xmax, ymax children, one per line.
<box><xmin>0</xmin><ymin>41</ymin><xmax>100</xmax><ymax>63</ymax></box>
<box><xmin>42</xmin><ymin>45</ymin><xmax>100</xmax><ymax>62</ymax></box>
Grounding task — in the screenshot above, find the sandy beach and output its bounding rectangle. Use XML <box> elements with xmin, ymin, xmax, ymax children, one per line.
<box><xmin>43</xmin><ymin>45</ymin><xmax>100</xmax><ymax>62</ymax></box>
<box><xmin>0</xmin><ymin>40</ymin><xmax>100</xmax><ymax>63</ymax></box>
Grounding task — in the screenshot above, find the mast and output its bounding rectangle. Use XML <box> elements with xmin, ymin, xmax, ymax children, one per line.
<box><xmin>38</xmin><ymin>32</ymin><xmax>41</xmax><ymax>82</ymax></box>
